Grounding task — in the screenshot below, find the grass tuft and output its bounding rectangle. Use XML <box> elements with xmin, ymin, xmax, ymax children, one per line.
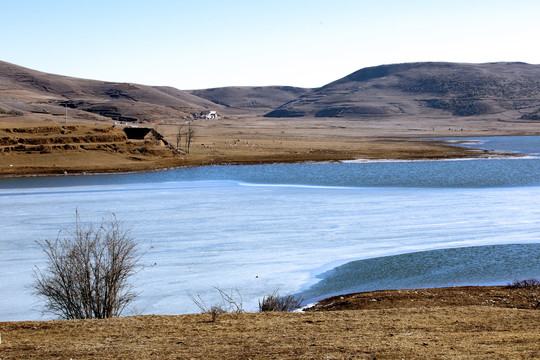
<box><xmin>258</xmin><ymin>291</ymin><xmax>303</xmax><ymax>312</ymax></box>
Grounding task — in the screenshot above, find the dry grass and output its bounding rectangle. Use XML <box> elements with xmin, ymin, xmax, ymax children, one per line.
<box><xmin>1</xmin><ymin>289</ymin><xmax>539</xmax><ymax>359</ymax></box>
<box><xmin>0</xmin><ymin>121</ymin><xmax>181</xmax><ymax>176</ymax></box>
<box><xmin>2</xmin><ymin>286</ymin><xmax>539</xmax><ymax>359</ymax></box>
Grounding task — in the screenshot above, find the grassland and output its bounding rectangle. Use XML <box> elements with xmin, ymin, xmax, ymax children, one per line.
<box><xmin>1</xmin><ymin>285</ymin><xmax>539</xmax><ymax>359</ymax></box>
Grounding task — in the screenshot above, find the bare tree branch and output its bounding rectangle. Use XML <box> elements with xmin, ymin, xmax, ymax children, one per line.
<box><xmin>32</xmin><ymin>211</ymin><xmax>147</xmax><ymax>319</ymax></box>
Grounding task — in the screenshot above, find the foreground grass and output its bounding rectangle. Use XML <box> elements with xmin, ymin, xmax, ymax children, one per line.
<box><xmin>2</xmin><ymin>286</ymin><xmax>539</xmax><ymax>359</ymax></box>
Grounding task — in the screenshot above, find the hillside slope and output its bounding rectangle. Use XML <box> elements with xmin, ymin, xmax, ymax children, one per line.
<box><xmin>190</xmin><ymin>86</ymin><xmax>310</xmax><ymax>115</ymax></box>
<box><xmin>0</xmin><ymin>61</ymin><xmax>224</xmax><ymax>124</ymax></box>
<box><xmin>264</xmin><ymin>62</ymin><xmax>540</xmax><ymax>120</ymax></box>
<box><xmin>0</xmin><ymin>122</ymin><xmax>184</xmax><ymax>176</ymax></box>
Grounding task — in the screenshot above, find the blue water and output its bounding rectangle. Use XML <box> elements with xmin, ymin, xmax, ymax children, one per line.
<box><xmin>442</xmin><ymin>136</ymin><xmax>540</xmax><ymax>155</ymax></box>
<box><xmin>299</xmin><ymin>243</ymin><xmax>540</xmax><ymax>303</ymax></box>
<box><xmin>1</xmin><ymin>136</ymin><xmax>539</xmax><ymax>320</ymax></box>
<box><xmin>2</xmin><ymin>137</ymin><xmax>540</xmax><ymax>190</ymax></box>
<box><xmin>3</xmin><ymin>154</ymin><xmax>540</xmax><ymax>190</ymax></box>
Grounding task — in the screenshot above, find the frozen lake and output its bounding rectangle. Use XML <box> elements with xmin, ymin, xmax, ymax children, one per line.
<box><xmin>1</xmin><ymin>137</ymin><xmax>540</xmax><ymax>320</ymax></box>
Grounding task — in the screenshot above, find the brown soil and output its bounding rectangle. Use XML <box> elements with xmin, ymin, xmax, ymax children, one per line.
<box><xmin>305</xmin><ymin>285</ymin><xmax>540</xmax><ymax>312</ymax></box>
<box><xmin>1</xmin><ymin>286</ymin><xmax>539</xmax><ymax>359</ymax></box>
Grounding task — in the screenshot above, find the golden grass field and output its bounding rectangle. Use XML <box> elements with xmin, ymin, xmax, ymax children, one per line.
<box><xmin>1</xmin><ymin>286</ymin><xmax>539</xmax><ymax>359</ymax></box>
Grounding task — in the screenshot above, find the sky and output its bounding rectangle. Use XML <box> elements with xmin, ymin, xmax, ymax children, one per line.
<box><xmin>2</xmin><ymin>0</ymin><xmax>540</xmax><ymax>89</ymax></box>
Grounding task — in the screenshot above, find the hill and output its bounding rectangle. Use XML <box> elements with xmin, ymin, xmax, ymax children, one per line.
<box><xmin>0</xmin><ymin>60</ymin><xmax>224</xmax><ymax>124</ymax></box>
<box><xmin>190</xmin><ymin>86</ymin><xmax>310</xmax><ymax>115</ymax></box>
<box><xmin>264</xmin><ymin>62</ymin><xmax>540</xmax><ymax>120</ymax></box>
<box><xmin>2</xmin><ymin>60</ymin><xmax>540</xmax><ymax>176</ymax></box>
<box><xmin>3</xmin><ymin>60</ymin><xmax>540</xmax><ymax>124</ymax></box>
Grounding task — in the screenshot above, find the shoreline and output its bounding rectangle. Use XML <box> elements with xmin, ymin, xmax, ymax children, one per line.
<box><xmin>297</xmin><ymin>242</ymin><xmax>540</xmax><ymax>309</ymax></box>
<box><xmin>1</xmin><ymin>283</ymin><xmax>537</xmax><ymax>322</ymax></box>
<box><xmin>0</xmin><ymin>149</ymin><xmax>525</xmax><ymax>180</ymax></box>
<box><xmin>0</xmin><ymin>136</ymin><xmax>514</xmax><ymax>179</ymax></box>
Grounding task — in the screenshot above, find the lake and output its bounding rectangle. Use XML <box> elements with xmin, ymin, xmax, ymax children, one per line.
<box><xmin>1</xmin><ymin>136</ymin><xmax>539</xmax><ymax>320</ymax></box>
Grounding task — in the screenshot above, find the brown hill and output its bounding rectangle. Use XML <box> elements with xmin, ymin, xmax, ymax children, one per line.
<box><xmin>4</xmin><ymin>60</ymin><xmax>540</xmax><ymax>124</ymax></box>
<box><xmin>190</xmin><ymin>86</ymin><xmax>310</xmax><ymax>115</ymax></box>
<box><xmin>0</xmin><ymin>60</ymin><xmax>224</xmax><ymax>124</ymax></box>
<box><xmin>264</xmin><ymin>62</ymin><xmax>540</xmax><ymax>120</ymax></box>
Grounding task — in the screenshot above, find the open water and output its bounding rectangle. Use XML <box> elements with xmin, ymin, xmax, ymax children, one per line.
<box><xmin>1</xmin><ymin>136</ymin><xmax>539</xmax><ymax>320</ymax></box>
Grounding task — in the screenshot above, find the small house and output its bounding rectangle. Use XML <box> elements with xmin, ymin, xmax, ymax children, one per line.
<box><xmin>123</xmin><ymin>127</ymin><xmax>169</xmax><ymax>146</ymax></box>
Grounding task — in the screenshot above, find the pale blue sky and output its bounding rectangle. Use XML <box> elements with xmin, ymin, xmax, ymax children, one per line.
<box><xmin>1</xmin><ymin>0</ymin><xmax>539</xmax><ymax>89</ymax></box>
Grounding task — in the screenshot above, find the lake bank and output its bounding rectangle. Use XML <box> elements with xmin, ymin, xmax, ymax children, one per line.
<box><xmin>0</xmin><ymin>135</ymin><xmax>492</xmax><ymax>178</ymax></box>
<box><xmin>3</xmin><ymin>115</ymin><xmax>536</xmax><ymax>177</ymax></box>
<box><xmin>1</xmin><ymin>284</ymin><xmax>539</xmax><ymax>359</ymax></box>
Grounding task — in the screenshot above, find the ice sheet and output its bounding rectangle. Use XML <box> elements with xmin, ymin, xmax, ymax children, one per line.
<box><xmin>1</xmin><ymin>180</ymin><xmax>540</xmax><ymax>320</ymax></box>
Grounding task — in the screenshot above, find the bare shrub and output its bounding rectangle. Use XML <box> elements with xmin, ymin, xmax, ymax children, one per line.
<box><xmin>32</xmin><ymin>212</ymin><xmax>147</xmax><ymax>319</ymax></box>
<box><xmin>190</xmin><ymin>287</ymin><xmax>244</xmax><ymax>322</ymax></box>
<box><xmin>258</xmin><ymin>291</ymin><xmax>303</xmax><ymax>312</ymax></box>
<box><xmin>507</xmin><ymin>278</ymin><xmax>540</xmax><ymax>288</ymax></box>
<box><xmin>190</xmin><ymin>294</ymin><xmax>226</xmax><ymax>322</ymax></box>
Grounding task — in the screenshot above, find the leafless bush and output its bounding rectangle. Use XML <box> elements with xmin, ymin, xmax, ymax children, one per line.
<box><xmin>174</xmin><ymin>121</ymin><xmax>196</xmax><ymax>153</ymax></box>
<box><xmin>258</xmin><ymin>291</ymin><xmax>303</xmax><ymax>312</ymax></box>
<box><xmin>190</xmin><ymin>287</ymin><xmax>244</xmax><ymax>322</ymax></box>
<box><xmin>32</xmin><ymin>212</ymin><xmax>147</xmax><ymax>319</ymax></box>
<box><xmin>190</xmin><ymin>294</ymin><xmax>226</xmax><ymax>322</ymax></box>
<box><xmin>507</xmin><ymin>278</ymin><xmax>540</xmax><ymax>288</ymax></box>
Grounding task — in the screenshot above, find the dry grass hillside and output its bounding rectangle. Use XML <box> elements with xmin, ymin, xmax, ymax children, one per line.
<box><xmin>0</xmin><ymin>60</ymin><xmax>224</xmax><ymax>124</ymax></box>
<box><xmin>190</xmin><ymin>86</ymin><xmax>310</xmax><ymax>115</ymax></box>
<box><xmin>0</xmin><ymin>122</ymin><xmax>182</xmax><ymax>176</ymax></box>
<box><xmin>266</xmin><ymin>62</ymin><xmax>540</xmax><ymax>121</ymax></box>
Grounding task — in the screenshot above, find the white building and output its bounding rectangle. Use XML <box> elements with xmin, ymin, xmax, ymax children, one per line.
<box><xmin>201</xmin><ymin>110</ymin><xmax>218</xmax><ymax>120</ymax></box>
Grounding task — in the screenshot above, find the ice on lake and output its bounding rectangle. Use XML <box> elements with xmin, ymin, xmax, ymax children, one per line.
<box><xmin>2</xmin><ymin>136</ymin><xmax>540</xmax><ymax>320</ymax></box>
<box><xmin>1</xmin><ymin>177</ymin><xmax>540</xmax><ymax>320</ymax></box>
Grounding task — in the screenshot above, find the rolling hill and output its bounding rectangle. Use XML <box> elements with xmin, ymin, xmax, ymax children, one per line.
<box><xmin>264</xmin><ymin>62</ymin><xmax>540</xmax><ymax>121</ymax></box>
<box><xmin>3</xmin><ymin>60</ymin><xmax>540</xmax><ymax>124</ymax></box>
<box><xmin>0</xmin><ymin>60</ymin><xmax>225</xmax><ymax>124</ymax></box>
<box><xmin>189</xmin><ymin>86</ymin><xmax>310</xmax><ymax>115</ymax></box>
